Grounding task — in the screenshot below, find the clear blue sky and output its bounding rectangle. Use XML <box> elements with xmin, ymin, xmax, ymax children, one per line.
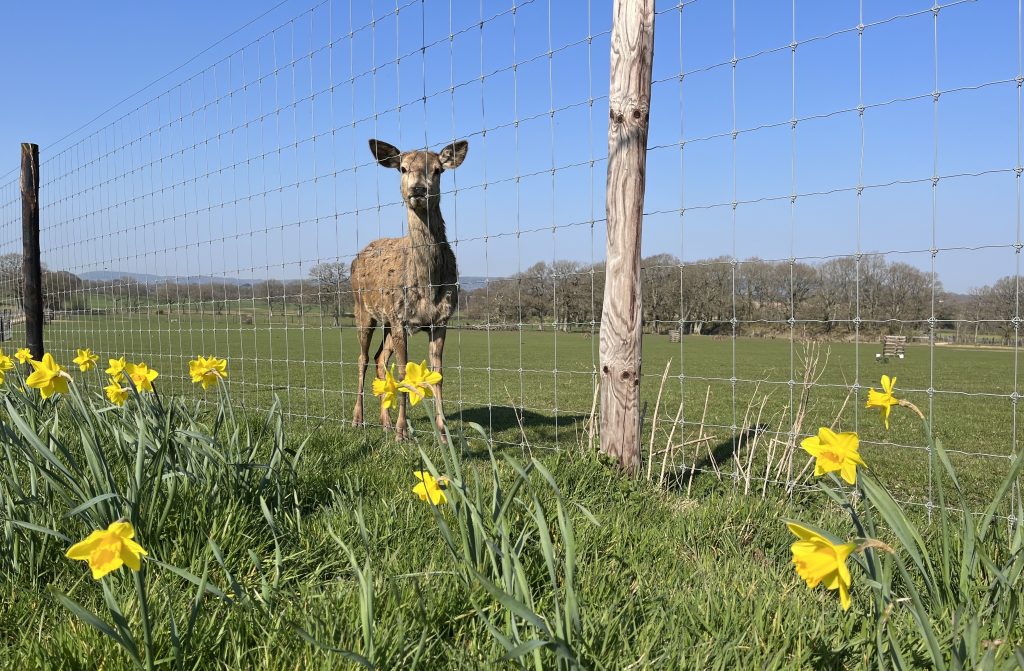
<box><xmin>0</xmin><ymin>0</ymin><xmax>1020</xmax><ymax>292</ymax></box>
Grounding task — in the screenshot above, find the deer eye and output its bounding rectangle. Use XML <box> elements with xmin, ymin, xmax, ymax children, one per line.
<box><xmin>400</xmin><ymin>166</ymin><xmax>408</xmax><ymax>174</ymax></box>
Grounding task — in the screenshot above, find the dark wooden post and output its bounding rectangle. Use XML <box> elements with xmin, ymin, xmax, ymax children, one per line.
<box><xmin>21</xmin><ymin>143</ymin><xmax>44</xmax><ymax>360</ymax></box>
<box><xmin>600</xmin><ymin>0</ymin><xmax>655</xmax><ymax>472</ymax></box>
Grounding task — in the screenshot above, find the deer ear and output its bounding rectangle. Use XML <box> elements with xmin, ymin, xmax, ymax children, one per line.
<box><xmin>438</xmin><ymin>140</ymin><xmax>468</xmax><ymax>169</ymax></box>
<box><xmin>368</xmin><ymin>139</ymin><xmax>402</xmax><ymax>169</ymax></box>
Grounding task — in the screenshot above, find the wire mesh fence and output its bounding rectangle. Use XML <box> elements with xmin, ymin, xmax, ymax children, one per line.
<box><xmin>0</xmin><ymin>0</ymin><xmax>1021</xmax><ymax>511</ymax></box>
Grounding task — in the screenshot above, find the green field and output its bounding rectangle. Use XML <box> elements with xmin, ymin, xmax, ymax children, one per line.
<box><xmin>38</xmin><ymin>312</ymin><xmax>1023</xmax><ymax>507</ymax></box>
<box><xmin>1</xmin><ymin>313</ymin><xmax>1021</xmax><ymax>668</ymax></box>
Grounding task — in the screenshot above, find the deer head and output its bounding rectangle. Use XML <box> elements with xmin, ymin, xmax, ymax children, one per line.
<box><xmin>368</xmin><ymin>139</ymin><xmax>468</xmax><ymax>212</ymax></box>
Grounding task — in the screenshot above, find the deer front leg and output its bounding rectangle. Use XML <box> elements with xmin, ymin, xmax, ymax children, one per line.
<box><xmin>392</xmin><ymin>328</ymin><xmax>409</xmax><ymax>441</ymax></box>
<box><xmin>429</xmin><ymin>325</ymin><xmax>447</xmax><ymax>440</ymax></box>
<box><xmin>374</xmin><ymin>325</ymin><xmax>394</xmax><ymax>430</ymax></box>
<box><xmin>352</xmin><ymin>324</ymin><xmax>374</xmax><ymax>427</ymax></box>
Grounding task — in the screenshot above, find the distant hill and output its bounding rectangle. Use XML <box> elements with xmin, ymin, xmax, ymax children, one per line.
<box><xmin>79</xmin><ymin>271</ymin><xmax>496</xmax><ymax>290</ymax></box>
<box><xmin>458</xmin><ymin>276</ymin><xmax>490</xmax><ymax>292</ymax></box>
<box><xmin>79</xmin><ymin>271</ymin><xmax>256</xmax><ymax>286</ymax></box>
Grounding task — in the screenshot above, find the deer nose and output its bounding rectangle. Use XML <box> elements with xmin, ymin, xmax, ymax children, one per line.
<box><xmin>409</xmin><ymin>186</ymin><xmax>428</xmax><ymax>198</ymax></box>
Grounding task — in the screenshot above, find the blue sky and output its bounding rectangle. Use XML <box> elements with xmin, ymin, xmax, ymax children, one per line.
<box><xmin>0</xmin><ymin>0</ymin><xmax>1020</xmax><ymax>292</ymax></box>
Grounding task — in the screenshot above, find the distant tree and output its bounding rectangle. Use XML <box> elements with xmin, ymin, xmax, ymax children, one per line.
<box><xmin>551</xmin><ymin>260</ymin><xmax>591</xmax><ymax>331</ymax></box>
<box><xmin>987</xmin><ymin>276</ymin><xmax>1019</xmax><ymax>345</ymax></box>
<box><xmin>254</xmin><ymin>280</ymin><xmax>285</xmax><ymax>317</ymax></box>
<box><xmin>42</xmin><ymin>270</ymin><xmax>86</xmax><ymax>311</ymax></box>
<box><xmin>309</xmin><ymin>262</ymin><xmax>351</xmax><ymax>326</ymax></box>
<box><xmin>642</xmin><ymin>254</ymin><xmax>681</xmax><ymax>334</ymax></box>
<box><xmin>879</xmin><ymin>262</ymin><xmax>934</xmax><ymax>331</ymax></box>
<box><xmin>679</xmin><ymin>257</ymin><xmax>731</xmax><ymax>334</ymax></box>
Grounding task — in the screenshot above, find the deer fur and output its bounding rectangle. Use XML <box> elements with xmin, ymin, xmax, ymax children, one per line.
<box><xmin>350</xmin><ymin>138</ymin><xmax>468</xmax><ymax>439</ymax></box>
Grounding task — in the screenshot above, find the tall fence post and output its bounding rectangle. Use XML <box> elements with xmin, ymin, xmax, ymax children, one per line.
<box><xmin>21</xmin><ymin>143</ymin><xmax>44</xmax><ymax>360</ymax></box>
<box><xmin>600</xmin><ymin>0</ymin><xmax>655</xmax><ymax>472</ymax></box>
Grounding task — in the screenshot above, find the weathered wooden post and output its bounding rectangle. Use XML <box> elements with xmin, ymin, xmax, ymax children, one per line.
<box><xmin>600</xmin><ymin>0</ymin><xmax>655</xmax><ymax>472</ymax></box>
<box><xmin>21</xmin><ymin>143</ymin><xmax>44</xmax><ymax>360</ymax></box>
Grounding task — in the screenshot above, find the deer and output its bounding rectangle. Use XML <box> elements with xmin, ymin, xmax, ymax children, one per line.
<box><xmin>350</xmin><ymin>138</ymin><xmax>468</xmax><ymax>440</ymax></box>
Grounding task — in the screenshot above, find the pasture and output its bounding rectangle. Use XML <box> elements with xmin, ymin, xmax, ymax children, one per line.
<box><xmin>42</xmin><ymin>311</ymin><xmax>1020</xmax><ymax>506</ymax></box>
<box><xmin>2</xmin><ymin>315</ymin><xmax>1020</xmax><ymax>668</ymax></box>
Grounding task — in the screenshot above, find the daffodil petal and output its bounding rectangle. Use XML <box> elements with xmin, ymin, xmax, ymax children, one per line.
<box><xmin>65</xmin><ymin>532</ymin><xmax>104</xmax><ymax>559</ymax></box>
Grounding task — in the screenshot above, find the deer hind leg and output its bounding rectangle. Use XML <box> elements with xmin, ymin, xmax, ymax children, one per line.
<box><xmin>392</xmin><ymin>328</ymin><xmax>409</xmax><ymax>441</ymax></box>
<box><xmin>374</xmin><ymin>324</ymin><xmax>394</xmax><ymax>430</ymax></box>
<box><xmin>352</xmin><ymin>317</ymin><xmax>376</xmax><ymax>427</ymax></box>
<box><xmin>428</xmin><ymin>325</ymin><xmax>448</xmax><ymax>441</ymax></box>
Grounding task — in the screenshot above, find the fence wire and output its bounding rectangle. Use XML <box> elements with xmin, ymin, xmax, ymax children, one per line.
<box><xmin>0</xmin><ymin>0</ymin><xmax>1020</xmax><ymax>512</ymax></box>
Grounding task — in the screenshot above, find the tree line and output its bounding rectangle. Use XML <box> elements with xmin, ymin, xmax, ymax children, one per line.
<box><xmin>460</xmin><ymin>255</ymin><xmax>1021</xmax><ymax>343</ymax></box>
<box><xmin>0</xmin><ymin>252</ymin><xmax>1019</xmax><ymax>343</ymax></box>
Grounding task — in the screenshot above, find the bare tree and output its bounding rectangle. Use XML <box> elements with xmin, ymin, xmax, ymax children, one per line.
<box><xmin>310</xmin><ymin>262</ymin><xmax>351</xmax><ymax>326</ymax></box>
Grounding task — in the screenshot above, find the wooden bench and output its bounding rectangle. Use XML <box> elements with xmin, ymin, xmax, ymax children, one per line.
<box><xmin>668</xmin><ymin>329</ymin><xmax>681</xmax><ymax>343</ymax></box>
<box><xmin>875</xmin><ymin>335</ymin><xmax>906</xmax><ymax>363</ymax></box>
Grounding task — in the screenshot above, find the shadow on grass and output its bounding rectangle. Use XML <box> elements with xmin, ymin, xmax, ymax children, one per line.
<box><xmin>663</xmin><ymin>424</ymin><xmax>771</xmax><ymax>491</ymax></box>
<box><xmin>451</xmin><ymin>405</ymin><xmax>590</xmax><ymax>448</ymax></box>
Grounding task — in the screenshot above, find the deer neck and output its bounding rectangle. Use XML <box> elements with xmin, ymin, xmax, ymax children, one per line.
<box><xmin>405</xmin><ymin>204</ymin><xmax>449</xmax><ymax>284</ymax></box>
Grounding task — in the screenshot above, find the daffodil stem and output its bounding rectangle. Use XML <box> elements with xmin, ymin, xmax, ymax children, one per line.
<box><xmin>133</xmin><ymin>567</ymin><xmax>155</xmax><ymax>671</ymax></box>
<box><xmin>898</xmin><ymin>398</ymin><xmax>925</xmax><ymax>420</ymax></box>
<box><xmin>856</xmin><ymin>538</ymin><xmax>895</xmax><ymax>554</ymax></box>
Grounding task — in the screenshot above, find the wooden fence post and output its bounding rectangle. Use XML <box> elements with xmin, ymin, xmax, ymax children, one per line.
<box><xmin>21</xmin><ymin>143</ymin><xmax>44</xmax><ymax>360</ymax></box>
<box><xmin>600</xmin><ymin>0</ymin><xmax>655</xmax><ymax>472</ymax></box>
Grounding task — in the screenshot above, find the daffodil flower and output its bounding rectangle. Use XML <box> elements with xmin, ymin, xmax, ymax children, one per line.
<box><xmin>412</xmin><ymin>470</ymin><xmax>448</xmax><ymax>505</ymax></box>
<box><xmin>106</xmin><ymin>357</ymin><xmax>127</xmax><ymax>377</ymax></box>
<box><xmin>787</xmin><ymin>522</ymin><xmax>856</xmax><ymax>611</ymax></box>
<box><xmin>65</xmin><ymin>521</ymin><xmax>148</xmax><ymax>580</ymax></box>
<box><xmin>801</xmin><ymin>427</ymin><xmax>866</xmax><ymax>485</ymax></box>
<box><xmin>124</xmin><ymin>362</ymin><xmax>158</xmax><ymax>393</ymax></box>
<box><xmin>399</xmin><ymin>360</ymin><xmax>442</xmax><ymax>406</ymax></box>
<box><xmin>14</xmin><ymin>348</ymin><xmax>32</xmax><ymax>365</ymax></box>
<box><xmin>373</xmin><ymin>365</ymin><xmax>401</xmax><ymax>410</ymax></box>
<box><xmin>189</xmin><ymin>355</ymin><xmax>228</xmax><ymax>390</ymax></box>
<box><xmin>72</xmin><ymin>348</ymin><xmax>99</xmax><ymax>372</ymax></box>
<box><xmin>25</xmin><ymin>353</ymin><xmax>71</xmax><ymax>399</ymax></box>
<box><xmin>865</xmin><ymin>375</ymin><xmax>900</xmax><ymax>430</ymax></box>
<box><xmin>104</xmin><ymin>377</ymin><xmax>129</xmax><ymax>406</ymax></box>
<box><xmin>0</xmin><ymin>350</ymin><xmax>13</xmax><ymax>385</ymax></box>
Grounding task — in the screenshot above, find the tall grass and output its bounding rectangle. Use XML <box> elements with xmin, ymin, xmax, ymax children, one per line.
<box><xmin>2</xmin><ymin>352</ymin><xmax>1022</xmax><ymax>668</ymax></box>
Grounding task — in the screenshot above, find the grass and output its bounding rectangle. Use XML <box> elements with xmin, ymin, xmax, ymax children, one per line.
<box><xmin>0</xmin><ymin>406</ymin><xmax>887</xmax><ymax>669</ymax></box>
<box><xmin>40</xmin><ymin>312</ymin><xmax>1023</xmax><ymax>505</ymax></box>
<box><xmin>0</xmin><ymin>321</ymin><xmax>1021</xmax><ymax>668</ymax></box>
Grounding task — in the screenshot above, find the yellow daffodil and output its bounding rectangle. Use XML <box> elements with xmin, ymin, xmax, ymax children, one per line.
<box><xmin>124</xmin><ymin>362</ymin><xmax>158</xmax><ymax>393</ymax></box>
<box><xmin>0</xmin><ymin>350</ymin><xmax>12</xmax><ymax>385</ymax></box>
<box><xmin>14</xmin><ymin>348</ymin><xmax>33</xmax><ymax>364</ymax></box>
<box><xmin>399</xmin><ymin>360</ymin><xmax>442</xmax><ymax>406</ymax></box>
<box><xmin>104</xmin><ymin>377</ymin><xmax>129</xmax><ymax>406</ymax></box>
<box><xmin>801</xmin><ymin>427</ymin><xmax>865</xmax><ymax>485</ymax></box>
<box><xmin>65</xmin><ymin>521</ymin><xmax>148</xmax><ymax>580</ymax></box>
<box><xmin>188</xmin><ymin>355</ymin><xmax>228</xmax><ymax>390</ymax></box>
<box><xmin>72</xmin><ymin>348</ymin><xmax>99</xmax><ymax>372</ymax></box>
<box><xmin>412</xmin><ymin>470</ymin><xmax>448</xmax><ymax>505</ymax></box>
<box><xmin>372</xmin><ymin>365</ymin><xmax>401</xmax><ymax>410</ymax></box>
<box><xmin>865</xmin><ymin>375</ymin><xmax>900</xmax><ymax>430</ymax></box>
<box><xmin>106</xmin><ymin>357</ymin><xmax>127</xmax><ymax>377</ymax></box>
<box><xmin>787</xmin><ymin>522</ymin><xmax>856</xmax><ymax>611</ymax></box>
<box><xmin>25</xmin><ymin>353</ymin><xmax>71</xmax><ymax>399</ymax></box>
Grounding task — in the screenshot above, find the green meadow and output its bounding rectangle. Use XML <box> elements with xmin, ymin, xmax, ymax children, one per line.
<box><xmin>42</xmin><ymin>311</ymin><xmax>1021</xmax><ymax>505</ymax></box>
<box><xmin>0</xmin><ymin>312</ymin><xmax>1018</xmax><ymax>668</ymax></box>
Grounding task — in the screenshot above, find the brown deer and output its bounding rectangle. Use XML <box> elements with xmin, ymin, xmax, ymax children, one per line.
<box><xmin>350</xmin><ymin>138</ymin><xmax>468</xmax><ymax>439</ymax></box>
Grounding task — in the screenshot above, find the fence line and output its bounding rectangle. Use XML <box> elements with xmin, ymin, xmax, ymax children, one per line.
<box><xmin>0</xmin><ymin>0</ymin><xmax>1021</xmax><ymax>512</ymax></box>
